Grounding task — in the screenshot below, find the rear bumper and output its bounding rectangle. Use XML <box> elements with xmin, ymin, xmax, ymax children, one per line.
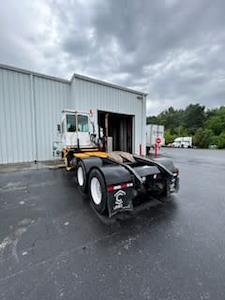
<box><xmin>107</xmin><ymin>176</ymin><xmax>179</xmax><ymax>217</ymax></box>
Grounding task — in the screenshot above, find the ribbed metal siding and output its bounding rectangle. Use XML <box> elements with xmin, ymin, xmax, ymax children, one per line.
<box><xmin>71</xmin><ymin>78</ymin><xmax>146</xmax><ymax>154</ymax></box>
<box><xmin>0</xmin><ymin>68</ymin><xmax>70</xmax><ymax>164</ymax></box>
<box><xmin>0</xmin><ymin>69</ymin><xmax>35</xmax><ymax>163</ymax></box>
<box><xmin>0</xmin><ymin>66</ymin><xmax>146</xmax><ymax>164</ymax></box>
<box><xmin>34</xmin><ymin>77</ymin><xmax>70</xmax><ymax>161</ymax></box>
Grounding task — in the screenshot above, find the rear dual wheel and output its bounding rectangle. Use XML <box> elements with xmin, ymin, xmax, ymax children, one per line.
<box><xmin>76</xmin><ymin>163</ymin><xmax>107</xmax><ymax>215</ymax></box>
<box><xmin>89</xmin><ymin>169</ymin><xmax>107</xmax><ymax>214</ymax></box>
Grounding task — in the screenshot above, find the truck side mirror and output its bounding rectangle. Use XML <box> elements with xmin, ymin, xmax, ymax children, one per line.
<box><xmin>57</xmin><ymin>124</ymin><xmax>61</xmax><ymax>133</ymax></box>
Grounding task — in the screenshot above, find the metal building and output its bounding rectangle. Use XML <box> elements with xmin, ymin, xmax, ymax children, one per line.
<box><xmin>0</xmin><ymin>64</ymin><xmax>147</xmax><ymax>164</ymax></box>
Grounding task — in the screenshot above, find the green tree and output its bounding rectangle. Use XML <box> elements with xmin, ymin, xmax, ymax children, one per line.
<box><xmin>205</xmin><ymin>107</ymin><xmax>225</xmax><ymax>135</ymax></box>
<box><xmin>146</xmin><ymin>104</ymin><xmax>225</xmax><ymax>148</ymax></box>
<box><xmin>146</xmin><ymin>115</ymin><xmax>158</xmax><ymax>124</ymax></box>
<box><xmin>183</xmin><ymin>104</ymin><xmax>206</xmax><ymax>134</ymax></box>
<box><xmin>217</xmin><ymin>132</ymin><xmax>225</xmax><ymax>149</ymax></box>
<box><xmin>193</xmin><ymin>128</ymin><xmax>214</xmax><ymax>148</ymax></box>
<box><xmin>174</xmin><ymin>126</ymin><xmax>188</xmax><ymax>137</ymax></box>
<box><xmin>206</xmin><ymin>115</ymin><xmax>224</xmax><ymax>135</ymax></box>
<box><xmin>164</xmin><ymin>129</ymin><xmax>176</xmax><ymax>144</ymax></box>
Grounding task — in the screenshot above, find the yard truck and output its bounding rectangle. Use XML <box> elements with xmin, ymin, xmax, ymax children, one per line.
<box><xmin>58</xmin><ymin>109</ymin><xmax>179</xmax><ymax>217</ymax></box>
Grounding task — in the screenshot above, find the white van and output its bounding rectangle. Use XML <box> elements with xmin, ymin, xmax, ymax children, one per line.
<box><xmin>172</xmin><ymin>137</ymin><xmax>192</xmax><ymax>148</ymax></box>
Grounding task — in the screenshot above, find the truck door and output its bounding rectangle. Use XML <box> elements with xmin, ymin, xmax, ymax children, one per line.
<box><xmin>77</xmin><ymin>114</ymin><xmax>91</xmax><ymax>147</ymax></box>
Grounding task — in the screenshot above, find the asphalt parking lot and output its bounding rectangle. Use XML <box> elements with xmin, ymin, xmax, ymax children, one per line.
<box><xmin>1</xmin><ymin>148</ymin><xmax>225</xmax><ymax>300</ymax></box>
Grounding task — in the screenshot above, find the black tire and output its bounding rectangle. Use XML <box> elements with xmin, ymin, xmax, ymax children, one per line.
<box><xmin>158</xmin><ymin>179</ymin><xmax>172</xmax><ymax>202</ymax></box>
<box><xmin>88</xmin><ymin>168</ymin><xmax>107</xmax><ymax>214</ymax></box>
<box><xmin>64</xmin><ymin>151</ymin><xmax>74</xmax><ymax>171</ymax></box>
<box><xmin>76</xmin><ymin>160</ymin><xmax>87</xmax><ymax>194</ymax></box>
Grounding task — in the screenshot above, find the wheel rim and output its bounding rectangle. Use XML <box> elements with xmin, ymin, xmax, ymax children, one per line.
<box><xmin>77</xmin><ymin>166</ymin><xmax>84</xmax><ymax>186</ymax></box>
<box><xmin>90</xmin><ymin>177</ymin><xmax>102</xmax><ymax>205</ymax></box>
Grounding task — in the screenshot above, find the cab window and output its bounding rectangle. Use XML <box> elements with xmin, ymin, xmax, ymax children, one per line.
<box><xmin>78</xmin><ymin>115</ymin><xmax>89</xmax><ymax>132</ymax></box>
<box><xmin>66</xmin><ymin>114</ymin><xmax>76</xmax><ymax>132</ymax></box>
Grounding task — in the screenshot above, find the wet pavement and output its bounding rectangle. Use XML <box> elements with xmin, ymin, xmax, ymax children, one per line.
<box><xmin>0</xmin><ymin>148</ymin><xmax>225</xmax><ymax>300</ymax></box>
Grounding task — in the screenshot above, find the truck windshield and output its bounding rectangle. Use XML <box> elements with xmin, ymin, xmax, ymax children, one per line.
<box><xmin>78</xmin><ymin>115</ymin><xmax>89</xmax><ymax>132</ymax></box>
<box><xmin>66</xmin><ymin>114</ymin><xmax>76</xmax><ymax>132</ymax></box>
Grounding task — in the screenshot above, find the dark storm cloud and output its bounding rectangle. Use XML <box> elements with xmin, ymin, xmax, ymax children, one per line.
<box><xmin>1</xmin><ymin>0</ymin><xmax>225</xmax><ymax>114</ymax></box>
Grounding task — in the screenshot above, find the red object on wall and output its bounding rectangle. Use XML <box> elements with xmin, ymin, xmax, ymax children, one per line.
<box><xmin>156</xmin><ymin>137</ymin><xmax>161</xmax><ymax>144</ymax></box>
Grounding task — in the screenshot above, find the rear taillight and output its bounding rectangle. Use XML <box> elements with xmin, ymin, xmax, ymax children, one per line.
<box><xmin>108</xmin><ymin>182</ymin><xmax>133</xmax><ymax>192</ymax></box>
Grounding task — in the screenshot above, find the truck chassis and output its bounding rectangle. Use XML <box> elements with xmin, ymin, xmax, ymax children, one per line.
<box><xmin>64</xmin><ymin>148</ymin><xmax>179</xmax><ymax>217</ymax></box>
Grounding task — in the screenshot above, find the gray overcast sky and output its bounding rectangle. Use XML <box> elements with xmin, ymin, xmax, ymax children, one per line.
<box><xmin>0</xmin><ymin>0</ymin><xmax>225</xmax><ymax>115</ymax></box>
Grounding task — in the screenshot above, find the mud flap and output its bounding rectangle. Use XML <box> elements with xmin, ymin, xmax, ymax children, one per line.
<box><xmin>107</xmin><ymin>187</ymin><xmax>134</xmax><ymax>217</ymax></box>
